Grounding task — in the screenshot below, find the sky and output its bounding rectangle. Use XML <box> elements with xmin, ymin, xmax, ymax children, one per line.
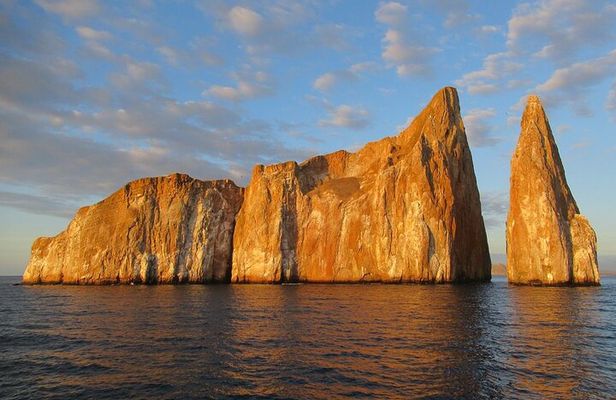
<box><xmin>1</xmin><ymin>0</ymin><xmax>616</xmax><ymax>275</ymax></box>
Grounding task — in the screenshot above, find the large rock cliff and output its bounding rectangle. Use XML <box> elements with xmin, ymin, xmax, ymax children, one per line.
<box><xmin>23</xmin><ymin>174</ymin><xmax>243</xmax><ymax>284</ymax></box>
<box><xmin>506</xmin><ymin>95</ymin><xmax>600</xmax><ymax>285</ymax></box>
<box><xmin>231</xmin><ymin>87</ymin><xmax>491</xmax><ymax>283</ymax></box>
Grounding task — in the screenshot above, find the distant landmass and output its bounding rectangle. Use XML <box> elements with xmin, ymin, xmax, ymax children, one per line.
<box><xmin>491</xmin><ymin>263</ymin><xmax>507</xmax><ymax>276</ymax></box>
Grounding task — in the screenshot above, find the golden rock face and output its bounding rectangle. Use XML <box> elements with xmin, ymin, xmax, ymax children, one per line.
<box><xmin>231</xmin><ymin>87</ymin><xmax>491</xmax><ymax>283</ymax></box>
<box><xmin>506</xmin><ymin>96</ymin><xmax>600</xmax><ymax>285</ymax></box>
<box><xmin>22</xmin><ymin>174</ymin><xmax>244</xmax><ymax>284</ymax></box>
<box><xmin>23</xmin><ymin>87</ymin><xmax>493</xmax><ymax>285</ymax></box>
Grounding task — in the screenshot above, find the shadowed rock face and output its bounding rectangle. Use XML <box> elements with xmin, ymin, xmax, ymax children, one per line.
<box><xmin>506</xmin><ymin>96</ymin><xmax>600</xmax><ymax>286</ymax></box>
<box><xmin>23</xmin><ymin>174</ymin><xmax>243</xmax><ymax>284</ymax></box>
<box><xmin>231</xmin><ymin>87</ymin><xmax>491</xmax><ymax>283</ymax></box>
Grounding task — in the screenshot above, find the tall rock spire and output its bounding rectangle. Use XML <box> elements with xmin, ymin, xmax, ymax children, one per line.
<box><xmin>232</xmin><ymin>87</ymin><xmax>491</xmax><ymax>283</ymax></box>
<box><xmin>506</xmin><ymin>95</ymin><xmax>600</xmax><ymax>285</ymax></box>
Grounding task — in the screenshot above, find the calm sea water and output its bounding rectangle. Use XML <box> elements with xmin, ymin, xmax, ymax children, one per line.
<box><xmin>1</xmin><ymin>275</ymin><xmax>615</xmax><ymax>400</ymax></box>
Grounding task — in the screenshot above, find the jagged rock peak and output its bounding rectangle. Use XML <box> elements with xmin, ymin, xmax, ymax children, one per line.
<box><xmin>506</xmin><ymin>94</ymin><xmax>600</xmax><ymax>286</ymax></box>
<box><xmin>231</xmin><ymin>86</ymin><xmax>491</xmax><ymax>283</ymax></box>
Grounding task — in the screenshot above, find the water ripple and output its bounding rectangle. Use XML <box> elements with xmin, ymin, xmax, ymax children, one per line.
<box><xmin>0</xmin><ymin>276</ymin><xmax>615</xmax><ymax>399</ymax></box>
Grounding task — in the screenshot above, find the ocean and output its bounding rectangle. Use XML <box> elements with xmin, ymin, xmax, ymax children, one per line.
<box><xmin>1</xmin><ymin>275</ymin><xmax>614</xmax><ymax>399</ymax></box>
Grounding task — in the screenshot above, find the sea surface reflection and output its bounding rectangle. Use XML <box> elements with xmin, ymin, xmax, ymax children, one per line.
<box><xmin>1</xmin><ymin>276</ymin><xmax>614</xmax><ymax>399</ymax></box>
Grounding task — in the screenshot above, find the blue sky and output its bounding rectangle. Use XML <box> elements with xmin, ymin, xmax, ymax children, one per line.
<box><xmin>1</xmin><ymin>0</ymin><xmax>616</xmax><ymax>275</ymax></box>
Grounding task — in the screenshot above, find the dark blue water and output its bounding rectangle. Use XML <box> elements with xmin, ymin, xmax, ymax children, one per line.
<box><xmin>1</xmin><ymin>275</ymin><xmax>615</xmax><ymax>399</ymax></box>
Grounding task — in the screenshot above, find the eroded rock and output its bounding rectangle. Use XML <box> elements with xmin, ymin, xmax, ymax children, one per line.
<box><xmin>506</xmin><ymin>95</ymin><xmax>600</xmax><ymax>285</ymax></box>
<box><xmin>231</xmin><ymin>87</ymin><xmax>491</xmax><ymax>283</ymax></box>
<box><xmin>23</xmin><ymin>174</ymin><xmax>243</xmax><ymax>284</ymax></box>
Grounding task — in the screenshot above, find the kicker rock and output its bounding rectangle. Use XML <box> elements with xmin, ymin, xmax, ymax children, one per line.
<box><xmin>231</xmin><ymin>87</ymin><xmax>491</xmax><ymax>283</ymax></box>
<box><xmin>506</xmin><ymin>95</ymin><xmax>600</xmax><ymax>285</ymax></box>
<box><xmin>23</xmin><ymin>174</ymin><xmax>243</xmax><ymax>284</ymax></box>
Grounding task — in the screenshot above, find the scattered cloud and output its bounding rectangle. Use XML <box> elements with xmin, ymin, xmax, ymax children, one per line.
<box><xmin>375</xmin><ymin>2</ymin><xmax>439</xmax><ymax>77</ymax></box>
<box><xmin>314</xmin><ymin>71</ymin><xmax>355</xmax><ymax>91</ymax></box>
<box><xmin>228</xmin><ymin>6</ymin><xmax>264</xmax><ymax>37</ymax></box>
<box><xmin>535</xmin><ymin>49</ymin><xmax>616</xmax><ymax>114</ymax></box>
<box><xmin>206</xmin><ymin>71</ymin><xmax>273</xmax><ymax>101</ymax></box>
<box><xmin>313</xmin><ymin>62</ymin><xmax>378</xmax><ymax>91</ymax></box>
<box><xmin>374</xmin><ymin>1</ymin><xmax>407</xmax><ymax>25</ymax></box>
<box><xmin>456</xmin><ymin>52</ymin><xmax>522</xmax><ymax>94</ymax></box>
<box><xmin>476</xmin><ymin>25</ymin><xmax>500</xmax><ymax>35</ymax></box>
<box><xmin>75</xmin><ymin>26</ymin><xmax>112</xmax><ymax>41</ymax></box>
<box><xmin>0</xmin><ymin>191</ymin><xmax>76</xmax><ymax>218</ymax></box>
<box><xmin>463</xmin><ymin>108</ymin><xmax>502</xmax><ymax>147</ymax></box>
<box><xmin>507</xmin><ymin>0</ymin><xmax>616</xmax><ymax>64</ymax></box>
<box><xmin>319</xmin><ymin>105</ymin><xmax>370</xmax><ymax>129</ymax></box>
<box><xmin>423</xmin><ymin>0</ymin><xmax>479</xmax><ymax>28</ymax></box>
<box><xmin>203</xmin><ymin>2</ymin><xmax>346</xmax><ymax>56</ymax></box>
<box><xmin>536</xmin><ymin>50</ymin><xmax>616</xmax><ymax>93</ymax></box>
<box><xmin>481</xmin><ymin>191</ymin><xmax>508</xmax><ymax>229</ymax></box>
<box><xmin>35</xmin><ymin>0</ymin><xmax>100</xmax><ymax>19</ymax></box>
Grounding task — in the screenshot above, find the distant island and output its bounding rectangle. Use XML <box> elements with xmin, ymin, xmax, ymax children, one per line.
<box><xmin>491</xmin><ymin>264</ymin><xmax>507</xmax><ymax>276</ymax></box>
<box><xmin>22</xmin><ymin>87</ymin><xmax>599</xmax><ymax>286</ymax></box>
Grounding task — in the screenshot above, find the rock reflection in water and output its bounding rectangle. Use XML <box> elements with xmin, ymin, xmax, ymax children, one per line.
<box><xmin>1</xmin><ymin>277</ymin><xmax>615</xmax><ymax>399</ymax></box>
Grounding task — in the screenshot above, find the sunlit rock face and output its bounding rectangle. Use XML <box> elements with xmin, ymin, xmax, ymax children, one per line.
<box><xmin>23</xmin><ymin>174</ymin><xmax>243</xmax><ymax>284</ymax></box>
<box><xmin>506</xmin><ymin>96</ymin><xmax>600</xmax><ymax>286</ymax></box>
<box><xmin>232</xmin><ymin>87</ymin><xmax>491</xmax><ymax>283</ymax></box>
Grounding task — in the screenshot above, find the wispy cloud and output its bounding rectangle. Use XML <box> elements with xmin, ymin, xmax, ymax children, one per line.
<box><xmin>313</xmin><ymin>62</ymin><xmax>378</xmax><ymax>91</ymax></box>
<box><xmin>75</xmin><ymin>26</ymin><xmax>112</xmax><ymax>41</ymax></box>
<box><xmin>507</xmin><ymin>0</ymin><xmax>616</xmax><ymax>63</ymax></box>
<box><xmin>481</xmin><ymin>191</ymin><xmax>509</xmax><ymax>229</ymax></box>
<box><xmin>456</xmin><ymin>52</ymin><xmax>522</xmax><ymax>94</ymax></box>
<box><xmin>463</xmin><ymin>108</ymin><xmax>502</xmax><ymax>147</ymax></box>
<box><xmin>319</xmin><ymin>105</ymin><xmax>370</xmax><ymax>129</ymax></box>
<box><xmin>206</xmin><ymin>71</ymin><xmax>273</xmax><ymax>102</ymax></box>
<box><xmin>375</xmin><ymin>2</ymin><xmax>439</xmax><ymax>77</ymax></box>
<box><xmin>36</xmin><ymin>0</ymin><xmax>100</xmax><ymax>19</ymax></box>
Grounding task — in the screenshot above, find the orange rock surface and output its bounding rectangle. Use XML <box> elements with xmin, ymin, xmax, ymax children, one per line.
<box><xmin>231</xmin><ymin>87</ymin><xmax>491</xmax><ymax>283</ymax></box>
<box><xmin>22</xmin><ymin>174</ymin><xmax>243</xmax><ymax>284</ymax></box>
<box><xmin>506</xmin><ymin>95</ymin><xmax>600</xmax><ymax>285</ymax></box>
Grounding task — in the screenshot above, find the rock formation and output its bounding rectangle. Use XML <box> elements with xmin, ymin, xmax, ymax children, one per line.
<box><xmin>506</xmin><ymin>95</ymin><xmax>600</xmax><ymax>285</ymax></box>
<box><xmin>22</xmin><ymin>174</ymin><xmax>243</xmax><ymax>284</ymax></box>
<box><xmin>23</xmin><ymin>87</ymin><xmax>493</xmax><ymax>285</ymax></box>
<box><xmin>231</xmin><ymin>87</ymin><xmax>491</xmax><ymax>283</ymax></box>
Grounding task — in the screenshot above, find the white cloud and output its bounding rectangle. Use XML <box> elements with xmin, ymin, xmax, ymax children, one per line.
<box><xmin>375</xmin><ymin>3</ymin><xmax>438</xmax><ymax>77</ymax></box>
<box><xmin>75</xmin><ymin>26</ymin><xmax>112</xmax><ymax>41</ymax></box>
<box><xmin>206</xmin><ymin>71</ymin><xmax>273</xmax><ymax>101</ymax></box>
<box><xmin>507</xmin><ymin>0</ymin><xmax>616</xmax><ymax>63</ymax></box>
<box><xmin>375</xmin><ymin>2</ymin><xmax>407</xmax><ymax>25</ymax></box>
<box><xmin>477</xmin><ymin>25</ymin><xmax>500</xmax><ymax>34</ymax></box>
<box><xmin>463</xmin><ymin>108</ymin><xmax>502</xmax><ymax>147</ymax></box>
<box><xmin>456</xmin><ymin>52</ymin><xmax>522</xmax><ymax>95</ymax></box>
<box><xmin>536</xmin><ymin>50</ymin><xmax>616</xmax><ymax>93</ymax></box>
<box><xmin>314</xmin><ymin>72</ymin><xmax>351</xmax><ymax>91</ymax></box>
<box><xmin>228</xmin><ymin>6</ymin><xmax>264</xmax><ymax>36</ymax></box>
<box><xmin>155</xmin><ymin>40</ymin><xmax>223</xmax><ymax>68</ymax></box>
<box><xmin>35</xmin><ymin>0</ymin><xmax>100</xmax><ymax>19</ymax></box>
<box><xmin>313</xmin><ymin>62</ymin><xmax>377</xmax><ymax>91</ymax></box>
<box><xmin>481</xmin><ymin>191</ymin><xmax>508</xmax><ymax>229</ymax></box>
<box><xmin>156</xmin><ymin>46</ymin><xmax>180</xmax><ymax>66</ymax></box>
<box><xmin>319</xmin><ymin>105</ymin><xmax>370</xmax><ymax>129</ymax></box>
<box><xmin>423</xmin><ymin>0</ymin><xmax>478</xmax><ymax>28</ymax></box>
